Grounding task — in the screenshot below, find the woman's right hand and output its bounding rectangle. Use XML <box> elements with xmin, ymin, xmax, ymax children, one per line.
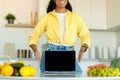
<box><xmin>34</xmin><ymin>50</ymin><xmax>41</xmax><ymax>64</ymax></box>
<box><xmin>30</xmin><ymin>44</ymin><xmax>41</xmax><ymax>64</ymax></box>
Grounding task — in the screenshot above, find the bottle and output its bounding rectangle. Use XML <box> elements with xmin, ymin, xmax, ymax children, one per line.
<box><xmin>24</xmin><ymin>49</ymin><xmax>27</xmax><ymax>58</ymax></box>
<box><xmin>26</xmin><ymin>50</ymin><xmax>31</xmax><ymax>58</ymax></box>
<box><xmin>117</xmin><ymin>46</ymin><xmax>120</xmax><ymax>58</ymax></box>
<box><xmin>17</xmin><ymin>49</ymin><xmax>22</xmax><ymax>58</ymax></box>
<box><xmin>89</xmin><ymin>46</ymin><xmax>96</xmax><ymax>59</ymax></box>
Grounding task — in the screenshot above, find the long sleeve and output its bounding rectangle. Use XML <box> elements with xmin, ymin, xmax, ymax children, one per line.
<box><xmin>77</xmin><ymin>15</ymin><xmax>91</xmax><ymax>47</ymax></box>
<box><xmin>28</xmin><ymin>15</ymin><xmax>47</xmax><ymax>46</ymax></box>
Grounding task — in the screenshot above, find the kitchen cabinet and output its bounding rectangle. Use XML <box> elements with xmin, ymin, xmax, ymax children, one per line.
<box><xmin>91</xmin><ymin>0</ymin><xmax>107</xmax><ymax>30</ymax></box>
<box><xmin>69</xmin><ymin>0</ymin><xmax>120</xmax><ymax>30</ymax></box>
<box><xmin>107</xmin><ymin>0</ymin><xmax>120</xmax><ymax>29</ymax></box>
<box><xmin>91</xmin><ymin>0</ymin><xmax>120</xmax><ymax>30</ymax></box>
<box><xmin>70</xmin><ymin>0</ymin><xmax>91</xmax><ymax>28</ymax></box>
<box><xmin>67</xmin><ymin>0</ymin><xmax>103</xmax><ymax>29</ymax></box>
<box><xmin>38</xmin><ymin>0</ymin><xmax>49</xmax><ymax>19</ymax></box>
<box><xmin>66</xmin><ymin>0</ymin><xmax>106</xmax><ymax>29</ymax></box>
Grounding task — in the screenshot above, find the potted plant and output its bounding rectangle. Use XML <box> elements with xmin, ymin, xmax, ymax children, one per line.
<box><xmin>5</xmin><ymin>13</ymin><xmax>16</xmax><ymax>24</ymax></box>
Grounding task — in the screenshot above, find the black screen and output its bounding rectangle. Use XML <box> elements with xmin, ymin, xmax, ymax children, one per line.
<box><xmin>45</xmin><ymin>51</ymin><xmax>75</xmax><ymax>71</ymax></box>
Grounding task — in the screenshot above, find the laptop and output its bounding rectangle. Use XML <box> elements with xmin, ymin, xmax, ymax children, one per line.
<box><xmin>43</xmin><ymin>51</ymin><xmax>76</xmax><ymax>76</ymax></box>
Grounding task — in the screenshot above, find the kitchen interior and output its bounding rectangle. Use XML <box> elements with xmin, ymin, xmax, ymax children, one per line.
<box><xmin>0</xmin><ymin>0</ymin><xmax>120</xmax><ymax>80</ymax></box>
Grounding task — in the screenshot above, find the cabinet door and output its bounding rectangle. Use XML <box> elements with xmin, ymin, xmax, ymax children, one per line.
<box><xmin>38</xmin><ymin>0</ymin><xmax>49</xmax><ymax>19</ymax></box>
<box><xmin>73</xmin><ymin>0</ymin><xmax>91</xmax><ymax>28</ymax></box>
<box><xmin>107</xmin><ymin>0</ymin><xmax>120</xmax><ymax>28</ymax></box>
<box><xmin>91</xmin><ymin>0</ymin><xmax>107</xmax><ymax>29</ymax></box>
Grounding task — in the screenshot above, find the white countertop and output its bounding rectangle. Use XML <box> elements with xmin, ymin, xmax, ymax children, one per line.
<box><xmin>0</xmin><ymin>58</ymin><xmax>115</xmax><ymax>80</ymax></box>
<box><xmin>0</xmin><ymin>74</ymin><xmax>120</xmax><ymax>80</ymax></box>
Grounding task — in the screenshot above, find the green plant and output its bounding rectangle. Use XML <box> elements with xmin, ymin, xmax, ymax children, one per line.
<box><xmin>110</xmin><ymin>57</ymin><xmax>120</xmax><ymax>69</ymax></box>
<box><xmin>5</xmin><ymin>13</ymin><xmax>16</xmax><ymax>20</ymax></box>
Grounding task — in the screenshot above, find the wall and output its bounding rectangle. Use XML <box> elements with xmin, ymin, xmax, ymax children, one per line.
<box><xmin>0</xmin><ymin>0</ymin><xmax>38</xmax><ymax>27</ymax></box>
<box><xmin>0</xmin><ymin>0</ymin><xmax>38</xmax><ymax>57</ymax></box>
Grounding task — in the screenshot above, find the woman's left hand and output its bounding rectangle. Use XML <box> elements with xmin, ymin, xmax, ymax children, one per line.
<box><xmin>78</xmin><ymin>46</ymin><xmax>86</xmax><ymax>62</ymax></box>
<box><xmin>78</xmin><ymin>50</ymin><xmax>84</xmax><ymax>62</ymax></box>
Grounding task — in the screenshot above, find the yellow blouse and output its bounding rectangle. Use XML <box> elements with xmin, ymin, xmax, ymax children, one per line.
<box><xmin>28</xmin><ymin>10</ymin><xmax>90</xmax><ymax>47</ymax></box>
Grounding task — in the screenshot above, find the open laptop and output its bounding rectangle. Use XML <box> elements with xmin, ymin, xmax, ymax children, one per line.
<box><xmin>43</xmin><ymin>51</ymin><xmax>76</xmax><ymax>77</ymax></box>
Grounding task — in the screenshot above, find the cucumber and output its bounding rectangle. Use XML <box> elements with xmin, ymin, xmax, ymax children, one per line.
<box><xmin>13</xmin><ymin>68</ymin><xmax>20</xmax><ymax>76</ymax></box>
<box><xmin>10</xmin><ymin>63</ymin><xmax>24</xmax><ymax>69</ymax></box>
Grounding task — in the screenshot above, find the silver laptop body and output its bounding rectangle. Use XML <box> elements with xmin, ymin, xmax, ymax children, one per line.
<box><xmin>43</xmin><ymin>51</ymin><xmax>76</xmax><ymax>76</ymax></box>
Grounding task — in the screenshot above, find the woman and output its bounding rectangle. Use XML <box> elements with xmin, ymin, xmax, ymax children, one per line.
<box><xmin>28</xmin><ymin>0</ymin><xmax>90</xmax><ymax>74</ymax></box>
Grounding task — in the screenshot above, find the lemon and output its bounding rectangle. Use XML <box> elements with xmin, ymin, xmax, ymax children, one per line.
<box><xmin>20</xmin><ymin>66</ymin><xmax>36</xmax><ymax>77</ymax></box>
<box><xmin>20</xmin><ymin>66</ymin><xmax>30</xmax><ymax>77</ymax></box>
<box><xmin>29</xmin><ymin>66</ymin><xmax>36</xmax><ymax>75</ymax></box>
<box><xmin>4</xmin><ymin>62</ymin><xmax>12</xmax><ymax>66</ymax></box>
<box><xmin>1</xmin><ymin>65</ymin><xmax>14</xmax><ymax>76</ymax></box>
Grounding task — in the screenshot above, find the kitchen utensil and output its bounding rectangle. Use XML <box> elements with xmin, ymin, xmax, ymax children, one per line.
<box><xmin>26</xmin><ymin>50</ymin><xmax>31</xmax><ymax>58</ymax></box>
<box><xmin>17</xmin><ymin>49</ymin><xmax>22</xmax><ymax>58</ymax></box>
<box><xmin>102</xmin><ymin>46</ymin><xmax>108</xmax><ymax>59</ymax></box>
<box><xmin>33</xmin><ymin>11</ymin><xmax>38</xmax><ymax>25</ymax></box>
<box><xmin>89</xmin><ymin>46</ymin><xmax>95</xmax><ymax>59</ymax></box>
<box><xmin>97</xmin><ymin>46</ymin><xmax>102</xmax><ymax>59</ymax></box>
<box><xmin>4</xmin><ymin>43</ymin><xmax>15</xmax><ymax>58</ymax></box>
<box><xmin>82</xmin><ymin>49</ymin><xmax>89</xmax><ymax>59</ymax></box>
<box><xmin>109</xmin><ymin>46</ymin><xmax>116</xmax><ymax>59</ymax></box>
<box><xmin>30</xmin><ymin>11</ymin><xmax>33</xmax><ymax>25</ymax></box>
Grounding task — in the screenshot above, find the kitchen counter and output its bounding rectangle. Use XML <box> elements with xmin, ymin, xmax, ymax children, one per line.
<box><xmin>0</xmin><ymin>58</ymin><xmax>116</xmax><ymax>80</ymax></box>
<box><xmin>0</xmin><ymin>74</ymin><xmax>120</xmax><ymax>80</ymax></box>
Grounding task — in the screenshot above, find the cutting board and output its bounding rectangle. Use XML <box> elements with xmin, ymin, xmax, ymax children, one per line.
<box><xmin>4</xmin><ymin>43</ymin><xmax>15</xmax><ymax>58</ymax></box>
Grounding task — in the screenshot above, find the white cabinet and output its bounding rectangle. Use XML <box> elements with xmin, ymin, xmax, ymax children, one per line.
<box><xmin>71</xmin><ymin>0</ymin><xmax>91</xmax><ymax>28</ymax></box>
<box><xmin>38</xmin><ymin>0</ymin><xmax>49</xmax><ymax>19</ymax></box>
<box><xmin>91</xmin><ymin>0</ymin><xmax>120</xmax><ymax>30</ymax></box>
<box><xmin>91</xmin><ymin>0</ymin><xmax>107</xmax><ymax>29</ymax></box>
<box><xmin>38</xmin><ymin>0</ymin><xmax>120</xmax><ymax>30</ymax></box>
<box><xmin>69</xmin><ymin>0</ymin><xmax>106</xmax><ymax>29</ymax></box>
<box><xmin>107</xmin><ymin>0</ymin><xmax>120</xmax><ymax>29</ymax></box>
<box><xmin>70</xmin><ymin>0</ymin><xmax>120</xmax><ymax>30</ymax></box>
<box><xmin>68</xmin><ymin>0</ymin><xmax>106</xmax><ymax>29</ymax></box>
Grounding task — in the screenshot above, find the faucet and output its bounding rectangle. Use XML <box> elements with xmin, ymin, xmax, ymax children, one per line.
<box><xmin>3</xmin><ymin>55</ymin><xmax>16</xmax><ymax>62</ymax></box>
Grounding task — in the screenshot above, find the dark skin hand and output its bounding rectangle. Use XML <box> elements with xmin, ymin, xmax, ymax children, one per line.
<box><xmin>78</xmin><ymin>44</ymin><xmax>88</xmax><ymax>62</ymax></box>
<box><xmin>30</xmin><ymin>44</ymin><xmax>40</xmax><ymax>64</ymax></box>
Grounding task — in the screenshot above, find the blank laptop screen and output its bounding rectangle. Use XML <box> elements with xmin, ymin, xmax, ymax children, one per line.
<box><xmin>45</xmin><ymin>51</ymin><xmax>75</xmax><ymax>72</ymax></box>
